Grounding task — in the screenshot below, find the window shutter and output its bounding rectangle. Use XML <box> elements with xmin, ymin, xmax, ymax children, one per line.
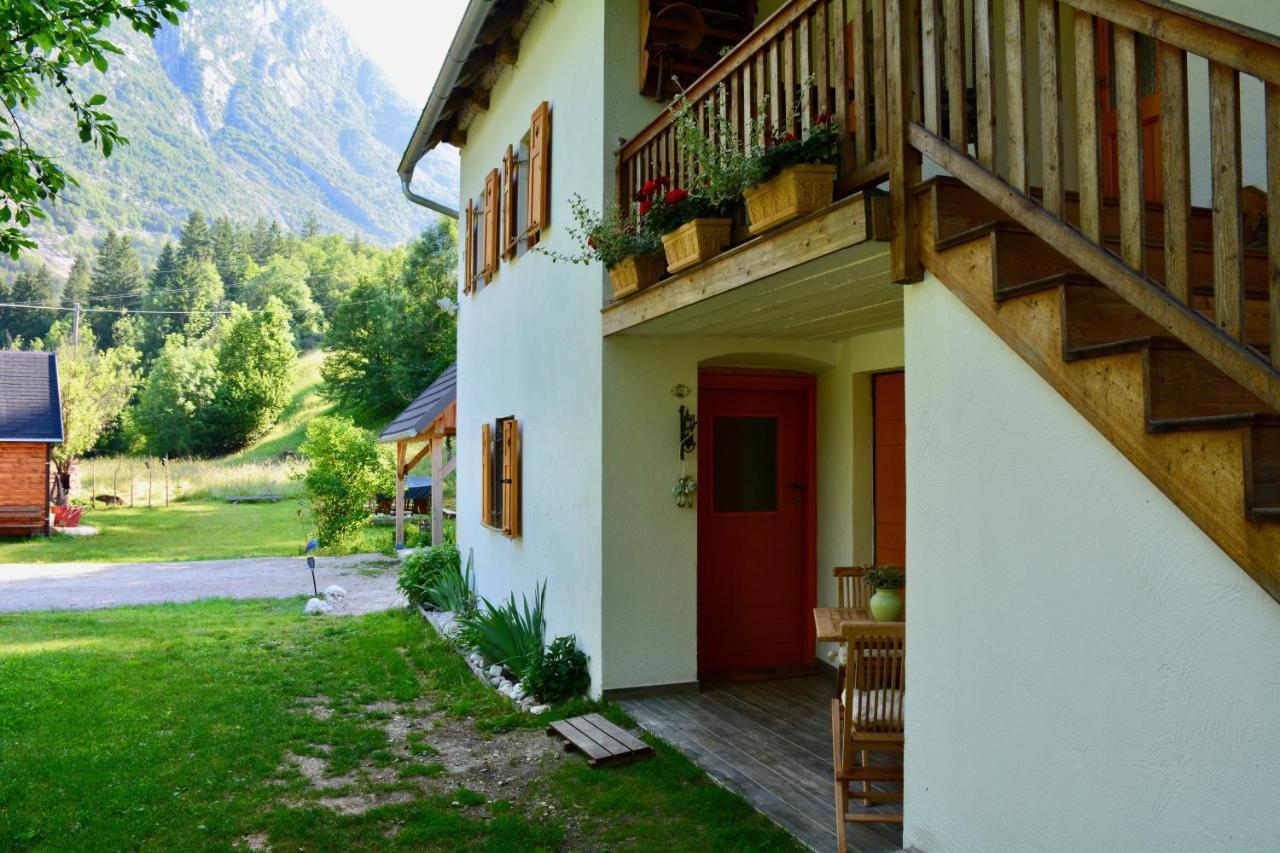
<box><xmin>527</xmin><ymin>101</ymin><xmax>550</xmax><ymax>245</ymax></box>
<box><xmin>464</xmin><ymin>198</ymin><xmax>476</xmax><ymax>293</ymax></box>
<box><xmin>480</xmin><ymin>422</ymin><xmax>492</xmax><ymax>525</ymax></box>
<box><xmin>482</xmin><ymin>168</ymin><xmax>500</xmax><ymax>282</ymax></box>
<box><xmin>502</xmin><ymin>144</ymin><xmax>518</xmax><ymax>259</ymax></box>
<box><xmin>501</xmin><ymin>418</ymin><xmax>520</xmax><ymax>537</ymax></box>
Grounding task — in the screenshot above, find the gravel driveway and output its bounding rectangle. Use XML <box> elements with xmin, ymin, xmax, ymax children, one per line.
<box><xmin>0</xmin><ymin>553</ymin><xmax>406</xmax><ymax>614</ymax></box>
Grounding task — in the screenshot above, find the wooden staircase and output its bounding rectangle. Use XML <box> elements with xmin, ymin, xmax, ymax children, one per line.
<box><xmin>916</xmin><ymin>178</ymin><xmax>1280</xmax><ymax>600</ymax></box>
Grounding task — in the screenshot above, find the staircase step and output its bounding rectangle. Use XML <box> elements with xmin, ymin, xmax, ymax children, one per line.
<box><xmin>1059</xmin><ymin>282</ymin><xmax>1171</xmax><ymax>360</ymax></box>
<box><xmin>1144</xmin><ymin>346</ymin><xmax>1277</xmax><ymax>432</ymax></box>
<box><xmin>1246</xmin><ymin>424</ymin><xmax>1280</xmax><ymax>521</ymax></box>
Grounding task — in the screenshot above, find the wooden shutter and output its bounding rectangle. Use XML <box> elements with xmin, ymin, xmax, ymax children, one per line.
<box><xmin>480</xmin><ymin>422</ymin><xmax>492</xmax><ymax>525</ymax></box>
<box><xmin>501</xmin><ymin>418</ymin><xmax>520</xmax><ymax>537</ymax></box>
<box><xmin>502</xmin><ymin>144</ymin><xmax>519</xmax><ymax>259</ymax></box>
<box><xmin>527</xmin><ymin>101</ymin><xmax>551</xmax><ymax>245</ymax></box>
<box><xmin>464</xmin><ymin>198</ymin><xmax>476</xmax><ymax>293</ymax></box>
<box><xmin>482</xmin><ymin>168</ymin><xmax>500</xmax><ymax>282</ymax></box>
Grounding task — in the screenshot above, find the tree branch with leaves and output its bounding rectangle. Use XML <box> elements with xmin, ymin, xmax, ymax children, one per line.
<box><xmin>0</xmin><ymin>0</ymin><xmax>189</xmax><ymax>258</ymax></box>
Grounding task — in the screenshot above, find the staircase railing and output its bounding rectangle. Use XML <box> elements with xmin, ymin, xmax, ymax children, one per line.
<box><xmin>888</xmin><ymin>0</ymin><xmax>1280</xmax><ymax>411</ymax></box>
<box><xmin>617</xmin><ymin>0</ymin><xmax>889</xmax><ymax>209</ymax></box>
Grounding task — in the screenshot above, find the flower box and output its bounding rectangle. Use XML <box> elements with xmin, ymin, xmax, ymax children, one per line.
<box><xmin>52</xmin><ymin>505</ymin><xmax>83</xmax><ymax>528</ymax></box>
<box><xmin>660</xmin><ymin>218</ymin><xmax>733</xmax><ymax>274</ymax></box>
<box><xmin>743</xmin><ymin>163</ymin><xmax>837</xmax><ymax>236</ymax></box>
<box><xmin>608</xmin><ymin>254</ymin><xmax>666</xmax><ymax>299</ymax></box>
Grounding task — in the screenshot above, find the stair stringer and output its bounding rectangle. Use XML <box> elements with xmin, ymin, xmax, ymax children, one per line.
<box><xmin>917</xmin><ymin>202</ymin><xmax>1280</xmax><ymax>604</ymax></box>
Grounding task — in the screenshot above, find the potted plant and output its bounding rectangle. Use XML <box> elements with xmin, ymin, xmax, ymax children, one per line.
<box><xmin>865</xmin><ymin>564</ymin><xmax>905</xmax><ymax>622</ymax></box>
<box><xmin>639</xmin><ymin>178</ymin><xmax>730</xmax><ymax>274</ymax></box>
<box><xmin>742</xmin><ymin>103</ymin><xmax>840</xmax><ymax>236</ymax></box>
<box><xmin>538</xmin><ymin>193</ymin><xmax>666</xmax><ymax>299</ymax></box>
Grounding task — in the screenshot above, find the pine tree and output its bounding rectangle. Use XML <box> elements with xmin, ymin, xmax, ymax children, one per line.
<box><xmin>212</xmin><ymin>217</ymin><xmax>249</xmax><ymax>290</ymax></box>
<box><xmin>62</xmin><ymin>256</ymin><xmax>92</xmax><ymax>305</ymax></box>
<box><xmin>143</xmin><ymin>257</ymin><xmax>225</xmax><ymax>354</ymax></box>
<box><xmin>301</xmin><ymin>211</ymin><xmax>321</xmax><ymax>239</ymax></box>
<box><xmin>0</xmin><ymin>266</ymin><xmax>56</xmax><ymax>343</ymax></box>
<box><xmin>87</xmin><ymin>231</ymin><xmax>145</xmax><ymax>346</ymax></box>
<box><xmin>177</xmin><ymin>211</ymin><xmax>214</xmax><ymax>264</ymax></box>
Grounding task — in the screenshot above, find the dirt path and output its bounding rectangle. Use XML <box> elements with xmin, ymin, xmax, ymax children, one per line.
<box><xmin>0</xmin><ymin>553</ymin><xmax>405</xmax><ymax>614</ymax></box>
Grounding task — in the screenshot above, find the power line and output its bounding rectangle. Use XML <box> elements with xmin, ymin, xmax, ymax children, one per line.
<box><xmin>0</xmin><ymin>301</ymin><xmax>233</xmax><ymax>316</ymax></box>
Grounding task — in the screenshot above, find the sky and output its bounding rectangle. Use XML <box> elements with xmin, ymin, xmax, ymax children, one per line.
<box><xmin>319</xmin><ymin>0</ymin><xmax>470</xmax><ymax>105</ymax></box>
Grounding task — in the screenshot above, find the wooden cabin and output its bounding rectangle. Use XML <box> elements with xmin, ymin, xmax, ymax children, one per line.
<box><xmin>0</xmin><ymin>351</ymin><xmax>63</xmax><ymax>536</ymax></box>
<box><xmin>378</xmin><ymin>364</ymin><xmax>457</xmax><ymax>548</ymax></box>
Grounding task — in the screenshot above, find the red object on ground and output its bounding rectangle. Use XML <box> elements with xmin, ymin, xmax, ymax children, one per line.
<box><xmin>52</xmin><ymin>505</ymin><xmax>83</xmax><ymax>528</ymax></box>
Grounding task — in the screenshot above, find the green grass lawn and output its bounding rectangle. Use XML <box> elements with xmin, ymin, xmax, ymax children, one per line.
<box><xmin>0</xmin><ymin>501</ymin><xmax>395</xmax><ymax>564</ymax></box>
<box><xmin>0</xmin><ymin>601</ymin><xmax>799</xmax><ymax>851</ymax></box>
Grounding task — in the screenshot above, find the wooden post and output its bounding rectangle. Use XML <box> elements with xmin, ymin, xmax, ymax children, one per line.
<box><xmin>395</xmin><ymin>441</ymin><xmax>407</xmax><ymax>549</ymax></box>
<box><xmin>163</xmin><ymin>456</ymin><xmax>169</xmax><ymax>507</ymax></box>
<box><xmin>147</xmin><ymin>459</ymin><xmax>153</xmax><ymax>507</ymax></box>
<box><xmin>90</xmin><ymin>459</ymin><xmax>95</xmax><ymax>509</ymax></box>
<box><xmin>888</xmin><ymin>0</ymin><xmax>923</xmax><ymax>282</ymax></box>
<box><xmin>431</xmin><ymin>432</ymin><xmax>445</xmax><ymax>547</ymax></box>
<box><xmin>129</xmin><ymin>459</ymin><xmax>134</xmax><ymax>507</ymax></box>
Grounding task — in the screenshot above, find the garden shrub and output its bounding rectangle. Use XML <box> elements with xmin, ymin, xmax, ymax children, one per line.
<box><xmin>298</xmin><ymin>415</ymin><xmax>390</xmax><ymax>547</ymax></box>
<box><xmin>524</xmin><ymin>635</ymin><xmax>590</xmax><ymax>704</ymax></box>
<box><xmin>458</xmin><ymin>581</ymin><xmax>545</xmax><ymax>680</ymax></box>
<box><xmin>396</xmin><ymin>544</ymin><xmax>461</xmax><ymax>607</ymax></box>
<box><xmin>423</xmin><ymin>550</ymin><xmax>475</xmax><ymax>615</ymax></box>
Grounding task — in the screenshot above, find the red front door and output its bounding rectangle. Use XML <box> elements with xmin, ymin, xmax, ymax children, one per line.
<box><xmin>873</xmin><ymin>371</ymin><xmax>906</xmax><ymax>566</ymax></box>
<box><xmin>697</xmin><ymin>372</ymin><xmax>816</xmax><ymax>675</ymax></box>
<box><xmin>1096</xmin><ymin>20</ymin><xmax>1164</xmax><ymax>202</ymax></box>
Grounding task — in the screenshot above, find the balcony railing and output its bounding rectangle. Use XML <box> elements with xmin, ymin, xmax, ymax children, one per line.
<box><xmin>616</xmin><ymin>0</ymin><xmax>890</xmax><ymax>209</ymax></box>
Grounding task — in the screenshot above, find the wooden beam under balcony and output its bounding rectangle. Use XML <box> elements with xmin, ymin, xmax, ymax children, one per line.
<box><xmin>603</xmin><ymin>192</ymin><xmax>884</xmax><ymax>336</ymax></box>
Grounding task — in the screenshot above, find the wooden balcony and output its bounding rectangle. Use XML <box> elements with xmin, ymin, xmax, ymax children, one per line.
<box><xmin>610</xmin><ymin>0</ymin><xmax>893</xmax><ymax>335</ymax></box>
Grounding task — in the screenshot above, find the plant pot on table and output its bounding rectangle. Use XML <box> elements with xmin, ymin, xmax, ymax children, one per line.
<box><xmin>660</xmin><ymin>217</ymin><xmax>733</xmax><ymax>274</ymax></box>
<box><xmin>608</xmin><ymin>254</ymin><xmax>666</xmax><ymax>299</ymax></box>
<box><xmin>743</xmin><ymin>163</ymin><xmax>837</xmax><ymax>236</ymax></box>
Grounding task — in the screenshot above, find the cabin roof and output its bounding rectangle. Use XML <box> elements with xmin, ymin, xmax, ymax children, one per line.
<box><xmin>378</xmin><ymin>364</ymin><xmax>457</xmax><ymax>443</ymax></box>
<box><xmin>0</xmin><ymin>351</ymin><xmax>63</xmax><ymax>443</ymax></box>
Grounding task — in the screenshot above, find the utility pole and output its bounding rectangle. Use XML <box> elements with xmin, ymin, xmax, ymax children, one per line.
<box><xmin>72</xmin><ymin>303</ymin><xmax>81</xmax><ymax>351</ymax></box>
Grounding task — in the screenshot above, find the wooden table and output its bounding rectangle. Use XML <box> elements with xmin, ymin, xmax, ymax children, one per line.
<box><xmin>813</xmin><ymin>607</ymin><xmax>902</xmax><ymax>642</ymax></box>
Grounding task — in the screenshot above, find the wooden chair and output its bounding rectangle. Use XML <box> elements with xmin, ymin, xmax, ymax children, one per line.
<box><xmin>831</xmin><ymin>622</ymin><xmax>904</xmax><ymax>849</ymax></box>
<box><xmin>833</xmin><ymin>565</ymin><xmax>871</xmax><ymax>611</ymax></box>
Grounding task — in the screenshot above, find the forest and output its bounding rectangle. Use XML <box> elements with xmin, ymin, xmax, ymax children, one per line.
<box><xmin>0</xmin><ymin>210</ymin><xmax>457</xmax><ymax>498</ymax></box>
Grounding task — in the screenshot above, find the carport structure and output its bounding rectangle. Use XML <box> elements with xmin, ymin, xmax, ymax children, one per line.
<box><xmin>378</xmin><ymin>365</ymin><xmax>456</xmax><ymax>548</ymax></box>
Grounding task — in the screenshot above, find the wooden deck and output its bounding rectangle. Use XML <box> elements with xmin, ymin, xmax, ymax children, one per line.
<box><xmin>620</xmin><ymin>673</ymin><xmax>903</xmax><ymax>853</ymax></box>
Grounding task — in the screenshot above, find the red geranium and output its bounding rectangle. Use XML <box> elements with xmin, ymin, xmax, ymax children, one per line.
<box><xmin>640</xmin><ymin>179</ymin><xmax>659</xmax><ymax>199</ymax></box>
<box><xmin>657</xmin><ymin>175</ymin><xmax>671</xmax><ymax>188</ymax></box>
<box><xmin>638</xmin><ymin>199</ymin><xmax>652</xmax><ymax>216</ymax></box>
<box><xmin>664</xmin><ymin>188</ymin><xmax>689</xmax><ymax>206</ymax></box>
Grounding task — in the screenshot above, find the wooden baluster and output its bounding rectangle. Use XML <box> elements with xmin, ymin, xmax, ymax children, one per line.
<box><xmin>1073</xmin><ymin>9</ymin><xmax>1100</xmax><ymax>241</ymax></box>
<box><xmin>944</xmin><ymin>0</ymin><xmax>966</xmax><ymax>150</ymax></box>
<box><xmin>1005</xmin><ymin>0</ymin><xmax>1028</xmax><ymax>193</ymax></box>
<box><xmin>783</xmin><ymin>25</ymin><xmax>797</xmax><ymax>134</ymax></box>
<box><xmin>921</xmin><ymin>0</ymin><xmax>942</xmax><ymax>134</ymax></box>
<box><xmin>769</xmin><ymin>39</ymin><xmax>782</xmax><ymax>137</ymax></box>
<box><xmin>1038</xmin><ymin>0</ymin><xmax>1063</xmax><ymax>215</ymax></box>
<box><xmin>756</xmin><ymin>52</ymin><xmax>769</xmax><ymax>143</ymax></box>
<box><xmin>974</xmin><ymin>0</ymin><xmax>995</xmax><ymax>169</ymax></box>
<box><xmin>1114</xmin><ymin>25</ymin><xmax>1145</xmax><ymax>272</ymax></box>
<box><xmin>799</xmin><ymin>14</ymin><xmax>812</xmax><ymax>133</ymax></box>
<box><xmin>831</xmin><ymin>0</ymin><xmax>851</xmax><ymax>179</ymax></box>
<box><xmin>888</xmin><ymin>0</ymin><xmax>922</xmax><ymax>282</ymax></box>
<box><xmin>873</xmin><ymin>0</ymin><xmax>888</xmax><ymax>158</ymax></box>
<box><xmin>851</xmin><ymin>0</ymin><xmax>870</xmax><ymax>164</ymax></box>
<box><xmin>742</xmin><ymin>60</ymin><xmax>755</xmax><ymax>153</ymax></box>
<box><xmin>815</xmin><ymin>0</ymin><xmax>831</xmax><ymax>116</ymax></box>
<box><xmin>730</xmin><ymin>69</ymin><xmax>742</xmax><ymax>151</ymax></box>
<box><xmin>1159</xmin><ymin>43</ymin><xmax>1191</xmax><ymax>305</ymax></box>
<box><xmin>1268</xmin><ymin>83</ymin><xmax>1280</xmax><ymax>368</ymax></box>
<box><xmin>1210</xmin><ymin>61</ymin><xmax>1244</xmax><ymax>341</ymax></box>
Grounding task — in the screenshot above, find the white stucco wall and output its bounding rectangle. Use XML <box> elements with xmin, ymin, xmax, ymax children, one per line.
<box><xmin>455</xmin><ymin>0</ymin><xmax>611</xmax><ymax>693</ymax></box>
<box><xmin>902</xmin><ymin>274</ymin><xmax>1280</xmax><ymax>852</ymax></box>
<box><xmin>600</xmin><ymin>327</ymin><xmax>903</xmax><ymax>691</ymax></box>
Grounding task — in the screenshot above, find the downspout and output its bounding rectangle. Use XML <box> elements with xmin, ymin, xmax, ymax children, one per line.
<box><xmin>397</xmin><ymin>0</ymin><xmax>497</xmax><ymax>220</ymax></box>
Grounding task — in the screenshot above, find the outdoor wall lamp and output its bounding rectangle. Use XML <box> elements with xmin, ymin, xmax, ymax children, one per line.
<box><xmin>679</xmin><ymin>405</ymin><xmax>697</xmax><ymax>460</ymax></box>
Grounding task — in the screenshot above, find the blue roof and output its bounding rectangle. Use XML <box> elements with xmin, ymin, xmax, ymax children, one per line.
<box><xmin>0</xmin><ymin>352</ymin><xmax>63</xmax><ymax>443</ymax></box>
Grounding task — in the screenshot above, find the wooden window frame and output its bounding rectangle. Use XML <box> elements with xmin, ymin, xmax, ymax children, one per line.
<box><xmin>464</xmin><ymin>198</ymin><xmax>476</xmax><ymax>293</ymax></box>
<box><xmin>480</xmin><ymin>416</ymin><xmax>520</xmax><ymax>537</ymax></box>
<box><xmin>502</xmin><ymin>144</ymin><xmax>520</xmax><ymax>259</ymax></box>
<box><xmin>482</xmin><ymin>167</ymin><xmax>500</xmax><ymax>282</ymax></box>
<box><xmin>526</xmin><ymin>100</ymin><xmax>550</xmax><ymax>247</ymax></box>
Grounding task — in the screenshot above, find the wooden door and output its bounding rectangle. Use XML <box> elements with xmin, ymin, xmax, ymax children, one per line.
<box><xmin>1096</xmin><ymin>20</ymin><xmax>1164</xmax><ymax>202</ymax></box>
<box><xmin>873</xmin><ymin>372</ymin><xmax>906</xmax><ymax>567</ymax></box>
<box><xmin>697</xmin><ymin>372</ymin><xmax>816</xmax><ymax>674</ymax></box>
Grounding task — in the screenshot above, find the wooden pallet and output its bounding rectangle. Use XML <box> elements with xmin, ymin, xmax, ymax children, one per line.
<box><xmin>547</xmin><ymin>714</ymin><xmax>654</xmax><ymax>767</ymax></box>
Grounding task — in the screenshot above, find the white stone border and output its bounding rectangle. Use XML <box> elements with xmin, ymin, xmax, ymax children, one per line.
<box><xmin>415</xmin><ymin>604</ymin><xmax>549</xmax><ymax>715</ymax></box>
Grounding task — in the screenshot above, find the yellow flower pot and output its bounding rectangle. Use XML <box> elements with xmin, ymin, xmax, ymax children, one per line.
<box><xmin>743</xmin><ymin>163</ymin><xmax>838</xmax><ymax>236</ymax></box>
<box><xmin>660</xmin><ymin>218</ymin><xmax>733</xmax><ymax>274</ymax></box>
<box><xmin>608</xmin><ymin>254</ymin><xmax>666</xmax><ymax>299</ymax></box>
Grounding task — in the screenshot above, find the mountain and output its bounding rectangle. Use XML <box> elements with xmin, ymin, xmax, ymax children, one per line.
<box><xmin>19</xmin><ymin>0</ymin><xmax>457</xmax><ymax>274</ymax></box>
